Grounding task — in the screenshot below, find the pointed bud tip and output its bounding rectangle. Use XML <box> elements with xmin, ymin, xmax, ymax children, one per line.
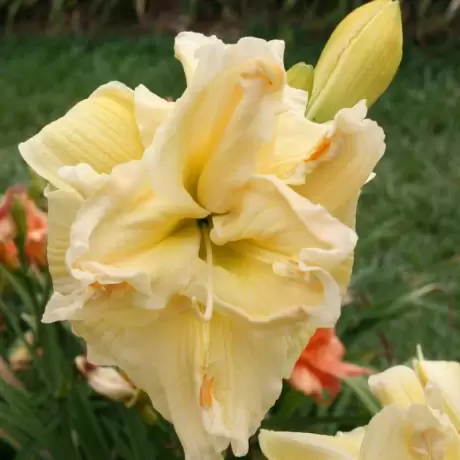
<box><xmin>307</xmin><ymin>0</ymin><xmax>403</xmax><ymax>122</ymax></box>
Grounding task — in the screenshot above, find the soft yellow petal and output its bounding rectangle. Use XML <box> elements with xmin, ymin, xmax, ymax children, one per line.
<box><xmin>43</xmin><ymin>290</ymin><xmax>86</xmax><ymax>324</ymax></box>
<box><xmin>146</xmin><ymin>36</ymin><xmax>286</xmax><ymax>214</ymax></box>
<box><xmin>294</xmin><ymin>101</ymin><xmax>385</xmax><ymax>222</ymax></box>
<box><xmin>260</xmin><ymin>111</ymin><xmax>330</xmax><ymax>184</ymax></box>
<box><xmin>46</xmin><ymin>187</ymin><xmax>83</xmax><ymax>294</ymax></box>
<box><xmin>360</xmin><ymin>405</ymin><xmax>420</xmax><ymax>460</ymax></box>
<box><xmin>360</xmin><ymin>404</ymin><xmax>460</xmax><ymax>460</ymax></box>
<box><xmin>44</xmin><ymin>163</ymin><xmax>113</xmax><ymax>302</ymax></box>
<box><xmin>57</xmin><ymin>163</ymin><xmax>108</xmax><ymax>199</ymax></box>
<box><xmin>174</xmin><ymin>32</ymin><xmax>285</xmax><ymax>88</ymax></box>
<box><xmin>67</xmin><ymin>160</ymin><xmax>204</xmax><ymax>273</ymax></box>
<box><xmin>19</xmin><ymin>82</ymin><xmax>143</xmax><ymax>190</ymax></box>
<box><xmin>71</xmin><ymin>298</ymin><xmax>312</xmax><ymax>459</ymax></box>
<box><xmin>334</xmin><ymin>194</ymin><xmax>359</xmax><ymax>230</ymax></box>
<box><xmin>43</xmin><ymin>283</ymin><xmax>160</xmax><ymax>326</ymax></box>
<box><xmin>134</xmin><ymin>84</ymin><xmax>174</xmax><ymax>148</ymax></box>
<box><xmin>189</xmin><ymin>242</ymin><xmax>339</xmax><ymax>327</ymax></box>
<box><xmin>77</xmin><ymin>223</ymin><xmax>202</xmax><ymax>310</ymax></box>
<box><xmin>324</xmin><ymin>194</ymin><xmax>359</xmax><ymax>293</ymax></box>
<box><xmin>72</xmin><ymin>300</ymin><xmax>224</xmax><ymax>460</ymax></box>
<box><xmin>283</xmin><ymin>85</ymin><xmax>308</xmax><ymax>114</ymax></box>
<box><xmin>368</xmin><ymin>365</ymin><xmax>426</xmax><ymax>408</ymax></box>
<box><xmin>259</xmin><ymin>429</ymin><xmax>363</xmax><ymax>460</ymax></box>
<box><xmin>414</xmin><ymin>358</ymin><xmax>460</xmax><ymax>430</ymax></box>
<box><xmin>201</xmin><ymin>314</ymin><xmax>312</xmax><ymax>456</ymax></box>
<box><xmin>174</xmin><ymin>32</ymin><xmax>224</xmax><ymax>86</ymax></box>
<box><xmin>211</xmin><ymin>175</ymin><xmax>356</xmax><ymax>260</ymax></box>
<box><xmin>407</xmin><ymin>405</ymin><xmax>460</xmax><ymax>460</ymax></box>
<box><xmin>210</xmin><ymin>175</ymin><xmax>357</xmax><ymax>303</ymax></box>
<box><xmin>42</xmin><ymin>160</ymin><xmax>203</xmax><ymax>322</ymax></box>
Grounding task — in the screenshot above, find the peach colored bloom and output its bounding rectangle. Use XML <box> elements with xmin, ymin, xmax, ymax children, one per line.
<box><xmin>0</xmin><ymin>187</ymin><xmax>21</xmax><ymax>268</ymax></box>
<box><xmin>0</xmin><ymin>186</ymin><xmax>47</xmax><ymax>268</ymax></box>
<box><xmin>22</xmin><ymin>196</ymin><xmax>48</xmax><ymax>266</ymax></box>
<box><xmin>0</xmin><ymin>240</ymin><xmax>19</xmax><ymax>269</ymax></box>
<box><xmin>289</xmin><ymin>328</ymin><xmax>371</xmax><ymax>403</ymax></box>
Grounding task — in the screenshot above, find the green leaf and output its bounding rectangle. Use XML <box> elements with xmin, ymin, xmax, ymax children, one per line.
<box><xmin>122</xmin><ymin>408</ymin><xmax>157</xmax><ymax>460</ymax></box>
<box><xmin>286</xmin><ymin>62</ymin><xmax>314</xmax><ymax>96</ymax></box>
<box><xmin>0</xmin><ymin>298</ymin><xmax>49</xmax><ymax>387</ymax></box>
<box><xmin>270</xmin><ymin>387</ymin><xmax>311</xmax><ymax>422</ymax></box>
<box><xmin>10</xmin><ymin>198</ymin><xmax>27</xmax><ymax>267</ymax></box>
<box><xmin>67</xmin><ymin>386</ymin><xmax>111</xmax><ymax>460</ymax></box>
<box><xmin>343</xmin><ymin>376</ymin><xmax>380</xmax><ymax>416</ymax></box>
<box><xmin>0</xmin><ymin>266</ymin><xmax>36</xmax><ymax>315</ymax></box>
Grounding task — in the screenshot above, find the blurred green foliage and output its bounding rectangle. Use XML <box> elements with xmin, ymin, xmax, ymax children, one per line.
<box><xmin>0</xmin><ymin>0</ymin><xmax>460</xmax><ymax>41</ymax></box>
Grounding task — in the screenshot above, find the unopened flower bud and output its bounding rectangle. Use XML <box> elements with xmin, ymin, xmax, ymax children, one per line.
<box><xmin>75</xmin><ymin>356</ymin><xmax>135</xmax><ymax>403</ymax></box>
<box><xmin>307</xmin><ymin>0</ymin><xmax>403</xmax><ymax>122</ymax></box>
<box><xmin>9</xmin><ymin>331</ymin><xmax>36</xmax><ymax>371</ymax></box>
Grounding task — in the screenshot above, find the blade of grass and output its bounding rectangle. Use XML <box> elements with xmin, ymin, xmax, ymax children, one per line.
<box><xmin>67</xmin><ymin>386</ymin><xmax>111</xmax><ymax>460</ymax></box>
<box><xmin>342</xmin><ymin>376</ymin><xmax>380</xmax><ymax>416</ymax></box>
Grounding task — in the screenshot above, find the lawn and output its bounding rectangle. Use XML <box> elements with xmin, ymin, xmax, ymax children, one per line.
<box><xmin>1</xmin><ymin>33</ymin><xmax>459</xmax><ymax>367</ymax></box>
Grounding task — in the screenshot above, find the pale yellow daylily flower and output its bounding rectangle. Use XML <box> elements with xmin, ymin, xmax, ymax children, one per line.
<box><xmin>367</xmin><ymin>367</ymin><xmax>460</xmax><ymax>459</ymax></box>
<box><xmin>20</xmin><ymin>32</ymin><xmax>385</xmax><ymax>459</ymax></box>
<box><xmin>261</xmin><ymin>397</ymin><xmax>460</xmax><ymax>459</ymax></box>
<box><xmin>368</xmin><ymin>366</ymin><xmax>460</xmax><ymax>459</ymax></box>
<box><xmin>413</xmin><ymin>351</ymin><xmax>460</xmax><ymax>431</ymax></box>
<box><xmin>360</xmin><ymin>399</ymin><xmax>460</xmax><ymax>460</ymax></box>
<box><xmin>370</xmin><ymin>356</ymin><xmax>460</xmax><ymax>432</ymax></box>
<box><xmin>260</xmin><ymin>365</ymin><xmax>460</xmax><ymax>459</ymax></box>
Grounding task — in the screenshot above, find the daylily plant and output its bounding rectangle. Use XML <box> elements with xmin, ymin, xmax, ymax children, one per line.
<box><xmin>260</xmin><ymin>355</ymin><xmax>460</xmax><ymax>459</ymax></box>
<box><xmin>20</xmin><ymin>33</ymin><xmax>386</xmax><ymax>459</ymax></box>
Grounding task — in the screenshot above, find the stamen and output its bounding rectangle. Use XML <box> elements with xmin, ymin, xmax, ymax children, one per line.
<box><xmin>305</xmin><ymin>137</ymin><xmax>331</xmax><ymax>163</ymax></box>
<box><xmin>198</xmin><ymin>226</ymin><xmax>214</xmax><ymax>323</ymax></box>
<box><xmin>89</xmin><ymin>282</ymin><xmax>132</xmax><ymax>295</ymax></box>
<box><xmin>200</xmin><ymin>373</ymin><xmax>215</xmax><ymax>409</ymax></box>
<box><xmin>199</xmin><ymin>314</ymin><xmax>214</xmax><ymax>409</ymax></box>
<box><xmin>241</xmin><ymin>61</ymin><xmax>284</xmax><ymax>92</ymax></box>
<box><xmin>194</xmin><ymin>223</ymin><xmax>217</xmax><ymax>410</ymax></box>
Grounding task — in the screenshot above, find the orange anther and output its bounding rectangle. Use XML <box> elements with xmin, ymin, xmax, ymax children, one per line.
<box><xmin>305</xmin><ymin>137</ymin><xmax>332</xmax><ymax>162</ymax></box>
<box><xmin>241</xmin><ymin>61</ymin><xmax>284</xmax><ymax>92</ymax></box>
<box><xmin>89</xmin><ymin>282</ymin><xmax>132</xmax><ymax>294</ymax></box>
<box><xmin>199</xmin><ymin>374</ymin><xmax>215</xmax><ymax>409</ymax></box>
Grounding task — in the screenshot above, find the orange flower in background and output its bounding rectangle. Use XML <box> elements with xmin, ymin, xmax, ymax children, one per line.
<box><xmin>289</xmin><ymin>328</ymin><xmax>371</xmax><ymax>403</ymax></box>
<box><xmin>0</xmin><ymin>187</ymin><xmax>21</xmax><ymax>268</ymax></box>
<box><xmin>0</xmin><ymin>233</ymin><xmax>18</xmax><ymax>269</ymax></box>
<box><xmin>22</xmin><ymin>196</ymin><xmax>47</xmax><ymax>266</ymax></box>
<box><xmin>0</xmin><ymin>186</ymin><xmax>47</xmax><ymax>268</ymax></box>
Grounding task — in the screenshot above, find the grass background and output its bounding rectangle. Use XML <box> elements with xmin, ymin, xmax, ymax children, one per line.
<box><xmin>1</xmin><ymin>34</ymin><xmax>459</xmax><ymax>367</ymax></box>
